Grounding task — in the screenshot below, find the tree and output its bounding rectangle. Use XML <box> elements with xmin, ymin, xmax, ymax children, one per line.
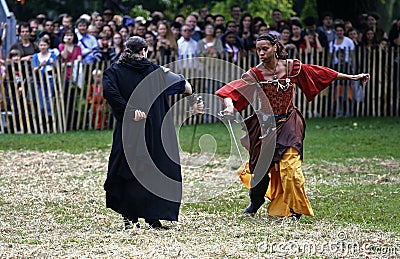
<box><xmin>211</xmin><ymin>0</ymin><xmax>295</xmax><ymax>25</ymax></box>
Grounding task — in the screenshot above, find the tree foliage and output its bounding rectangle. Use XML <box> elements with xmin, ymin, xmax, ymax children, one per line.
<box><xmin>211</xmin><ymin>0</ymin><xmax>295</xmax><ymax>25</ymax></box>
<box><xmin>300</xmin><ymin>0</ymin><xmax>318</xmax><ymax>21</ymax></box>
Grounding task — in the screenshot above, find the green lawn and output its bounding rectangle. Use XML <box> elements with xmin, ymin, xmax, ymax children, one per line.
<box><xmin>0</xmin><ymin>117</ymin><xmax>399</xmax><ymax>257</ymax></box>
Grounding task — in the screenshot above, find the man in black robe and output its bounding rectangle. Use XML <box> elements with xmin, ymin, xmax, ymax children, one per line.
<box><xmin>103</xmin><ymin>36</ymin><xmax>203</xmax><ymax>229</ymax></box>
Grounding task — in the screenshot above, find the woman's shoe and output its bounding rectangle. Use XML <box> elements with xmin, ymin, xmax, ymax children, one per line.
<box><xmin>290</xmin><ymin>208</ymin><xmax>302</xmax><ymax>222</ymax></box>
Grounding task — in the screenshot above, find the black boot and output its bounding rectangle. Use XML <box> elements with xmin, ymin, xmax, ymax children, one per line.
<box><xmin>290</xmin><ymin>208</ymin><xmax>302</xmax><ymax>222</ymax></box>
<box><xmin>243</xmin><ymin>200</ymin><xmax>265</xmax><ymax>217</ymax></box>
<box><xmin>145</xmin><ymin>219</ymin><xmax>162</xmax><ymax>228</ymax></box>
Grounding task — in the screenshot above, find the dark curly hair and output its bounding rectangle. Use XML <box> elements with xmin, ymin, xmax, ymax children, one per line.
<box><xmin>117</xmin><ymin>36</ymin><xmax>148</xmax><ymax>64</ymax></box>
<box><xmin>256</xmin><ymin>33</ymin><xmax>288</xmax><ymax>59</ymax></box>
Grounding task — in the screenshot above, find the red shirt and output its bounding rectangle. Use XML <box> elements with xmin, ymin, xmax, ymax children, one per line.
<box><xmin>215</xmin><ymin>59</ymin><xmax>338</xmax><ymax>114</ymax></box>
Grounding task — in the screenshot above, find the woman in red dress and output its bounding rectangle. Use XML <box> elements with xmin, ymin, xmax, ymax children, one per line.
<box><xmin>216</xmin><ymin>34</ymin><xmax>370</xmax><ymax>221</ymax></box>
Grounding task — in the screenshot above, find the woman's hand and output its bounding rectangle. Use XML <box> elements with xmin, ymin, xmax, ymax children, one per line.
<box><xmin>356</xmin><ymin>73</ymin><xmax>370</xmax><ymax>85</ymax></box>
<box><xmin>133</xmin><ymin>109</ymin><xmax>147</xmax><ymax>121</ymax></box>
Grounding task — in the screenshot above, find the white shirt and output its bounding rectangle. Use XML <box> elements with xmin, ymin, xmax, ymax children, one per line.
<box><xmin>330</xmin><ymin>36</ymin><xmax>355</xmax><ymax>65</ymax></box>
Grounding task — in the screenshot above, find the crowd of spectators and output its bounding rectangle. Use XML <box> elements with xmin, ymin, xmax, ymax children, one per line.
<box><xmin>0</xmin><ymin>6</ymin><xmax>398</xmax><ymax>69</ymax></box>
<box><xmin>0</xmin><ymin>6</ymin><xmax>399</xmax><ymax>131</ymax></box>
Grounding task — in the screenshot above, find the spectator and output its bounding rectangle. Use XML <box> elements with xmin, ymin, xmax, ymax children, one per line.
<box><xmin>144</xmin><ymin>31</ymin><xmax>157</xmax><ymax>63</ymax></box>
<box><xmin>197</xmin><ymin>24</ymin><xmax>224</xmax><ymax>58</ymax></box>
<box><xmin>59</xmin><ymin>28</ymin><xmax>82</xmax><ymax>83</ymax></box>
<box><xmin>330</xmin><ymin>23</ymin><xmax>355</xmax><ymax>66</ymax></box>
<box><xmin>199</xmin><ymin>7</ymin><xmax>210</xmax><ymax>22</ymax></box>
<box><xmin>253</xmin><ymin>16</ymin><xmax>266</xmax><ymax>35</ymax></box>
<box><xmin>271</xmin><ymin>9</ymin><xmax>285</xmax><ymax>32</ymax></box>
<box><xmin>279</xmin><ymin>25</ymin><xmax>297</xmax><ymax>53</ymax></box>
<box><xmin>170</xmin><ymin>22</ymin><xmax>182</xmax><ymax>42</ymax></box>
<box><xmin>226</xmin><ymin>20</ymin><xmax>238</xmax><ymax>33</ymax></box>
<box><xmin>257</xmin><ymin>23</ymin><xmax>269</xmax><ymax>36</ymax></box>
<box><xmin>177</xmin><ymin>24</ymin><xmax>198</xmax><ymax>59</ymax></box>
<box><xmin>119</xmin><ymin>26</ymin><xmax>129</xmax><ymax>43</ymax></box>
<box><xmin>222</xmin><ymin>30</ymin><xmax>244</xmax><ymax>63</ymax></box>
<box><xmin>347</xmin><ymin>27</ymin><xmax>363</xmax><ymax>47</ymax></box>
<box><xmin>3</xmin><ymin>49</ymin><xmax>27</xmax><ymax>133</ymax></box>
<box><xmin>204</xmin><ymin>14</ymin><xmax>215</xmax><ymax>25</ymax></box>
<box><xmin>93</xmin><ymin>15</ymin><xmax>104</xmax><ymax>32</ymax></box>
<box><xmin>361</xmin><ymin>27</ymin><xmax>378</xmax><ymax>49</ymax></box>
<box><xmin>330</xmin><ymin>23</ymin><xmax>355</xmax><ymax>116</ymax></box>
<box><xmin>289</xmin><ymin>20</ymin><xmax>305</xmax><ymax>51</ymax></box>
<box><xmin>317</xmin><ymin>12</ymin><xmax>336</xmax><ymax>46</ymax></box>
<box><xmin>87</xmin><ymin>25</ymin><xmax>99</xmax><ymax>39</ymax></box>
<box><xmin>108</xmin><ymin>20</ymin><xmax>118</xmax><ymax>35</ymax></box>
<box><xmin>214</xmin><ymin>14</ymin><xmax>225</xmax><ymax>27</ymax></box>
<box><xmin>32</xmin><ymin>37</ymin><xmax>57</xmax><ymax>121</ymax></box>
<box><xmin>111</xmin><ymin>32</ymin><xmax>124</xmax><ymax>59</ymax></box>
<box><xmin>41</xmin><ymin>19</ymin><xmax>60</xmax><ymax>50</ymax></box>
<box><xmin>76</xmin><ymin>18</ymin><xmax>98</xmax><ymax>64</ymax></box>
<box><xmin>28</xmin><ymin>18</ymin><xmax>40</xmax><ymax>44</ymax></box>
<box><xmin>303</xmin><ymin>16</ymin><xmax>328</xmax><ymax>49</ymax></box>
<box><xmin>59</xmin><ymin>15</ymin><xmax>73</xmax><ymax>41</ymax></box>
<box><xmin>364</xmin><ymin>12</ymin><xmax>388</xmax><ymax>43</ymax></box>
<box><xmin>185</xmin><ymin>15</ymin><xmax>203</xmax><ymax>41</ymax></box>
<box><xmin>215</xmin><ymin>25</ymin><xmax>225</xmax><ymax>39</ymax></box>
<box><xmin>156</xmin><ymin>21</ymin><xmax>178</xmax><ymax>61</ymax></box>
<box><xmin>174</xmin><ymin>15</ymin><xmax>185</xmax><ymax>26</ymax></box>
<box><xmin>58</xmin><ymin>28</ymin><xmax>82</xmax><ymax>129</ymax></box>
<box><xmin>388</xmin><ymin>17</ymin><xmax>400</xmax><ymax>48</ymax></box>
<box><xmin>88</xmin><ymin>69</ymin><xmax>107</xmax><ymax>129</ymax></box>
<box><xmin>239</xmin><ymin>13</ymin><xmax>256</xmax><ymax>53</ymax></box>
<box><xmin>92</xmin><ymin>32</ymin><xmax>117</xmax><ymax>64</ymax></box>
<box><xmin>38</xmin><ymin>32</ymin><xmax>60</xmax><ymax>57</ymax></box>
<box><xmin>53</xmin><ymin>20</ymin><xmax>61</xmax><ymax>42</ymax></box>
<box><xmin>10</xmin><ymin>23</ymin><xmax>39</xmax><ymax>61</ymax></box>
<box><xmin>102</xmin><ymin>8</ymin><xmax>114</xmax><ymax>24</ymax></box>
<box><xmin>101</xmin><ymin>24</ymin><xmax>114</xmax><ymax>40</ymax></box>
<box><xmin>230</xmin><ymin>5</ymin><xmax>241</xmax><ymax>25</ymax></box>
<box><xmin>134</xmin><ymin>23</ymin><xmax>146</xmax><ymax>38</ymax></box>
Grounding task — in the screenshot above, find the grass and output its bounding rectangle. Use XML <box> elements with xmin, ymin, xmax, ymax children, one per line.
<box><xmin>0</xmin><ymin>117</ymin><xmax>399</xmax><ymax>257</ymax></box>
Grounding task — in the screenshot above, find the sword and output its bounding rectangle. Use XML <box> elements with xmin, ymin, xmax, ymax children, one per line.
<box><xmin>188</xmin><ymin>95</ymin><xmax>205</xmax><ymax>153</ymax></box>
<box><xmin>218</xmin><ymin>111</ymin><xmax>244</xmax><ymax>165</ymax></box>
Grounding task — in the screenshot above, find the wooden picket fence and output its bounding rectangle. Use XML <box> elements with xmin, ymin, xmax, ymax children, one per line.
<box><xmin>0</xmin><ymin>46</ymin><xmax>399</xmax><ymax>134</ymax></box>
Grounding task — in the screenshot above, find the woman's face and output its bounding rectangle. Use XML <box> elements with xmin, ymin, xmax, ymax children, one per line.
<box><xmin>113</xmin><ymin>34</ymin><xmax>122</xmax><ymax>45</ymax></box>
<box><xmin>215</xmin><ymin>29</ymin><xmax>224</xmax><ymax>38</ymax></box>
<box><xmin>63</xmin><ymin>32</ymin><xmax>74</xmax><ymax>43</ymax></box>
<box><xmin>366</xmin><ymin>30</ymin><xmax>375</xmax><ymax>40</ymax></box>
<box><xmin>256</xmin><ymin>40</ymin><xmax>276</xmax><ymax>63</ymax></box>
<box><xmin>242</xmin><ymin>16</ymin><xmax>252</xmax><ymax>28</ymax></box>
<box><xmin>205</xmin><ymin>25</ymin><xmax>214</xmax><ymax>36</ymax></box>
<box><xmin>291</xmin><ymin>25</ymin><xmax>301</xmax><ymax>36</ymax></box>
<box><xmin>157</xmin><ymin>24</ymin><xmax>167</xmax><ymax>37</ymax></box>
<box><xmin>225</xmin><ymin>33</ymin><xmax>236</xmax><ymax>44</ymax></box>
<box><xmin>258</xmin><ymin>26</ymin><xmax>269</xmax><ymax>35</ymax></box>
<box><xmin>145</xmin><ymin>34</ymin><xmax>154</xmax><ymax>44</ymax></box>
<box><xmin>39</xmin><ymin>41</ymin><xmax>49</xmax><ymax>52</ymax></box>
<box><xmin>119</xmin><ymin>28</ymin><xmax>128</xmax><ymax>39</ymax></box>
<box><xmin>335</xmin><ymin>27</ymin><xmax>344</xmax><ymax>38</ymax></box>
<box><xmin>281</xmin><ymin>29</ymin><xmax>291</xmax><ymax>40</ymax></box>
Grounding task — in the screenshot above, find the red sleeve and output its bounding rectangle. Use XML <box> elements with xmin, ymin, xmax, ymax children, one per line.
<box><xmin>292</xmin><ymin>63</ymin><xmax>338</xmax><ymax>101</ymax></box>
<box><xmin>215</xmin><ymin>76</ymin><xmax>257</xmax><ymax>112</ymax></box>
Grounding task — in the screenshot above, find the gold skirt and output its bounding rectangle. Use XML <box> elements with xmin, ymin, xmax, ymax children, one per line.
<box><xmin>239</xmin><ymin>147</ymin><xmax>314</xmax><ymax>217</ymax></box>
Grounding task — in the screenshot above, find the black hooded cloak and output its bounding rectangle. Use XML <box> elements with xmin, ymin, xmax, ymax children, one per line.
<box><xmin>103</xmin><ymin>58</ymin><xmax>186</xmax><ymax>221</ymax></box>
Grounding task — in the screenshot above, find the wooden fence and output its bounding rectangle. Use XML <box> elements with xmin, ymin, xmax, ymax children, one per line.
<box><xmin>0</xmin><ymin>46</ymin><xmax>399</xmax><ymax>134</ymax></box>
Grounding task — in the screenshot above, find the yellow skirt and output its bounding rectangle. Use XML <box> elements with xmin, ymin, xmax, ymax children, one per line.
<box><xmin>238</xmin><ymin>147</ymin><xmax>314</xmax><ymax>217</ymax></box>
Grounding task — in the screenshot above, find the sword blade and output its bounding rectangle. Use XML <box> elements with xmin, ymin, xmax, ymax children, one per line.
<box><xmin>227</xmin><ymin>119</ymin><xmax>244</xmax><ymax>165</ymax></box>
